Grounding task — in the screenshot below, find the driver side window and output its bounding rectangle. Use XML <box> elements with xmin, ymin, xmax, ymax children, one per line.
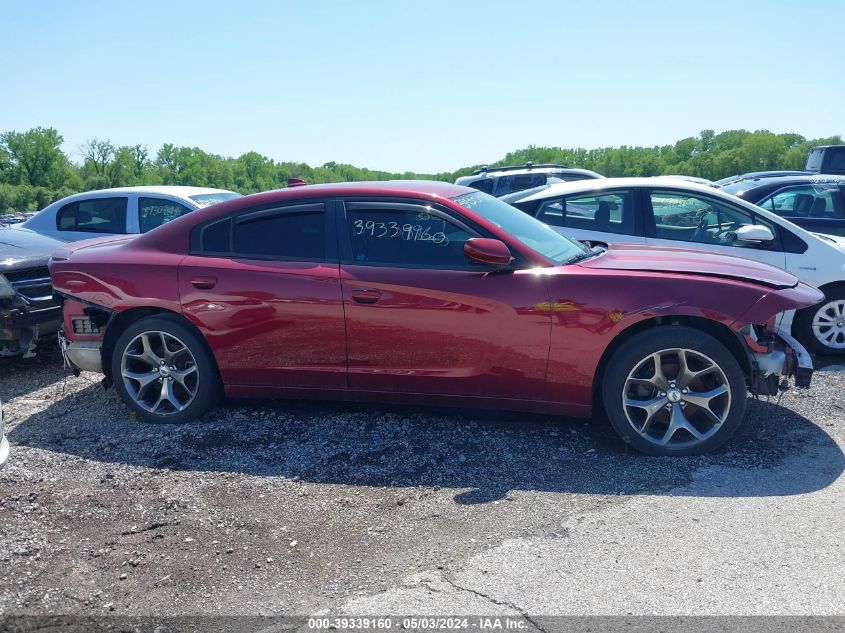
<box><xmin>648</xmin><ymin>191</ymin><xmax>777</xmax><ymax>248</ymax></box>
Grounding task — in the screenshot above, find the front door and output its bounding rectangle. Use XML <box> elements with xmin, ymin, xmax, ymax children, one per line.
<box><xmin>643</xmin><ymin>189</ymin><xmax>787</xmax><ymax>270</ymax></box>
<box><xmin>337</xmin><ymin>200</ymin><xmax>551</xmax><ymax>401</ymax></box>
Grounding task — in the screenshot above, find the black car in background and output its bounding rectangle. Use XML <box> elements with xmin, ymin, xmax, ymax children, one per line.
<box><xmin>0</xmin><ymin>228</ymin><xmax>64</xmax><ymax>357</ymax></box>
<box><xmin>722</xmin><ymin>175</ymin><xmax>845</xmax><ymax>237</ymax></box>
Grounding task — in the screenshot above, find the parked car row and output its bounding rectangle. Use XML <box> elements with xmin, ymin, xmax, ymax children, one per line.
<box><xmin>2</xmin><ymin>146</ymin><xmax>844</xmax><ymax>456</ymax></box>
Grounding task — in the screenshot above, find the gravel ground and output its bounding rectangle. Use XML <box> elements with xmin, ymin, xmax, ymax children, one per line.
<box><xmin>0</xmin><ymin>343</ymin><xmax>843</xmax><ymax>617</ymax></box>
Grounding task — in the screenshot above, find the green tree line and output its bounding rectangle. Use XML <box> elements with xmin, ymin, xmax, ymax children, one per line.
<box><xmin>0</xmin><ymin>126</ymin><xmax>841</xmax><ymax>213</ymax></box>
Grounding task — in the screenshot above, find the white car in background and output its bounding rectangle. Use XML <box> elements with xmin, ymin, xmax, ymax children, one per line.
<box><xmin>504</xmin><ymin>177</ymin><xmax>845</xmax><ymax>355</ymax></box>
<box><xmin>16</xmin><ymin>186</ymin><xmax>241</xmax><ymax>242</ymax></box>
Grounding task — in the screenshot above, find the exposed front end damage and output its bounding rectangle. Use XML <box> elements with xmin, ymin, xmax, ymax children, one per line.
<box><xmin>0</xmin><ymin>269</ymin><xmax>62</xmax><ymax>358</ymax></box>
<box><xmin>741</xmin><ymin>322</ymin><xmax>813</xmax><ymax>397</ymax></box>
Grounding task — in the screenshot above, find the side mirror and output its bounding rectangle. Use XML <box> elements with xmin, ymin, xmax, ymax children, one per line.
<box><xmin>732</xmin><ymin>224</ymin><xmax>775</xmax><ymax>246</ymax></box>
<box><xmin>463</xmin><ymin>238</ymin><xmax>514</xmax><ymax>266</ymax></box>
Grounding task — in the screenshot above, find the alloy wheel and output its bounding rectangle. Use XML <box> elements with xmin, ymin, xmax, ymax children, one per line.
<box><xmin>811</xmin><ymin>300</ymin><xmax>845</xmax><ymax>350</ymax></box>
<box><xmin>622</xmin><ymin>348</ymin><xmax>731</xmax><ymax>449</ymax></box>
<box><xmin>120</xmin><ymin>331</ymin><xmax>199</xmax><ymax>415</ymax></box>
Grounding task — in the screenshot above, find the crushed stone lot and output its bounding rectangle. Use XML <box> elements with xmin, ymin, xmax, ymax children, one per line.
<box><xmin>0</xmin><ymin>345</ymin><xmax>843</xmax><ymax>616</ymax></box>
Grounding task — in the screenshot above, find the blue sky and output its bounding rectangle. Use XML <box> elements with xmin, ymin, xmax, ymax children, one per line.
<box><xmin>2</xmin><ymin>0</ymin><xmax>843</xmax><ymax>173</ymax></box>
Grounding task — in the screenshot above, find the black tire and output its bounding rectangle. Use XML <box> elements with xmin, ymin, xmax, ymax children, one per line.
<box><xmin>110</xmin><ymin>315</ymin><xmax>221</xmax><ymax>423</ymax></box>
<box><xmin>793</xmin><ymin>288</ymin><xmax>845</xmax><ymax>356</ymax></box>
<box><xmin>601</xmin><ymin>326</ymin><xmax>747</xmax><ymax>456</ymax></box>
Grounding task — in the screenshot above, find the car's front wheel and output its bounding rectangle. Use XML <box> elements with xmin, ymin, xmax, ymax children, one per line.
<box><xmin>111</xmin><ymin>315</ymin><xmax>220</xmax><ymax>423</ymax></box>
<box><xmin>602</xmin><ymin>326</ymin><xmax>747</xmax><ymax>456</ymax></box>
<box><xmin>793</xmin><ymin>287</ymin><xmax>845</xmax><ymax>355</ymax></box>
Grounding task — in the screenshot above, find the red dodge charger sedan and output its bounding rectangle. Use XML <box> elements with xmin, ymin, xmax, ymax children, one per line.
<box><xmin>49</xmin><ymin>181</ymin><xmax>822</xmax><ymax>455</ymax></box>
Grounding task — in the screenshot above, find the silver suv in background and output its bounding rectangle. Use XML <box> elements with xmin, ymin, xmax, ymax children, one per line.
<box><xmin>455</xmin><ymin>163</ymin><xmax>603</xmax><ymax>197</ymax></box>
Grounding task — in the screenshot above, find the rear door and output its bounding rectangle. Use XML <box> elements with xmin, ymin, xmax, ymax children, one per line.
<box><xmin>337</xmin><ymin>199</ymin><xmax>551</xmax><ymax>401</ymax></box>
<box><xmin>644</xmin><ymin>189</ymin><xmax>787</xmax><ymax>270</ymax></box>
<box><xmin>178</xmin><ymin>200</ymin><xmax>347</xmax><ymax>389</ymax></box>
<box><xmin>135</xmin><ymin>196</ymin><xmax>196</xmax><ymax>233</ymax></box>
<box><xmin>532</xmin><ymin>189</ymin><xmax>643</xmax><ymax>247</ymax></box>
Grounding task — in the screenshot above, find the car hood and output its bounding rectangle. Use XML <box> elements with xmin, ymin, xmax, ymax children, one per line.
<box><xmin>577</xmin><ymin>243</ymin><xmax>798</xmax><ymax>289</ymax></box>
<box><xmin>0</xmin><ymin>227</ymin><xmax>65</xmax><ymax>272</ymax></box>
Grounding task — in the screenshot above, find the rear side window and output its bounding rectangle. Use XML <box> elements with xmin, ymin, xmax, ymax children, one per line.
<box><xmin>233</xmin><ymin>211</ymin><xmax>325</xmax><ymax>259</ymax></box>
<box><xmin>536</xmin><ymin>192</ymin><xmax>635</xmax><ymax>236</ymax></box>
<box><xmin>757</xmin><ymin>186</ymin><xmax>843</xmax><ymax>219</ymax></box>
<box><xmin>139</xmin><ymin>197</ymin><xmax>193</xmax><ymax>233</ymax></box>
<box><xmin>190</xmin><ymin>203</ymin><xmax>327</xmax><ymax>260</ymax></box>
<box><xmin>56</xmin><ymin>197</ymin><xmax>127</xmax><ymax>233</ymax></box>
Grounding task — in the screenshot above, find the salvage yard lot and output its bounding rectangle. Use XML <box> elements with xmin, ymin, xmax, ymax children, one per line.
<box><xmin>1</xmin><ymin>346</ymin><xmax>844</xmax><ymax>615</ymax></box>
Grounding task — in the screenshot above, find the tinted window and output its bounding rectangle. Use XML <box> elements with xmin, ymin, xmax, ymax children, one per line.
<box><xmin>233</xmin><ymin>210</ymin><xmax>325</xmax><ymax>260</ymax></box>
<box><xmin>536</xmin><ymin>192</ymin><xmax>635</xmax><ymax>236</ymax></box>
<box><xmin>757</xmin><ymin>185</ymin><xmax>842</xmax><ymax>218</ymax></box>
<box><xmin>806</xmin><ymin>149</ymin><xmax>823</xmax><ymax>172</ymax></box>
<box><xmin>493</xmin><ymin>173</ymin><xmax>547</xmax><ymax>196</ymax></box>
<box><xmin>139</xmin><ymin>197</ymin><xmax>193</xmax><ymax>232</ymax></box>
<box><xmin>649</xmin><ymin>191</ymin><xmax>778</xmax><ymax>248</ymax></box>
<box><xmin>199</xmin><ymin>218</ymin><xmax>231</xmax><ymax>253</ymax></box>
<box><xmin>829</xmin><ymin>151</ymin><xmax>845</xmax><ymax>171</ymax></box>
<box><xmin>346</xmin><ymin>208</ymin><xmax>473</xmax><ymax>267</ymax></box>
<box><xmin>56</xmin><ymin>197</ymin><xmax>127</xmax><ymax>233</ymax></box>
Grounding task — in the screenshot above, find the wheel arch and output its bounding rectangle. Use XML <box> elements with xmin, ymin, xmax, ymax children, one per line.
<box><xmin>101</xmin><ymin>307</ymin><xmax>220</xmax><ymax>386</ymax></box>
<box><xmin>591</xmin><ymin>315</ymin><xmax>751</xmax><ymax>414</ymax></box>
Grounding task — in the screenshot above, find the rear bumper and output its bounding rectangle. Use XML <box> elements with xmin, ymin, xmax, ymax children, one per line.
<box><xmin>59</xmin><ymin>330</ymin><xmax>103</xmax><ymax>373</ymax></box>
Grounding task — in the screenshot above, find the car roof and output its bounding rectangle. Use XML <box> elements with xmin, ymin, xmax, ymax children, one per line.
<box><xmin>54</xmin><ymin>185</ymin><xmax>236</xmax><ymax>204</ymax></box>
<box><xmin>511</xmin><ymin>176</ymin><xmax>727</xmax><ymax>203</ymax></box>
<box><xmin>456</xmin><ymin>167</ymin><xmax>600</xmax><ymax>182</ymax></box>
<box><xmin>721</xmin><ymin>174</ymin><xmax>845</xmax><ymax>194</ymax></box>
<box><xmin>263</xmin><ymin>180</ymin><xmax>472</xmax><ymax>198</ymax></box>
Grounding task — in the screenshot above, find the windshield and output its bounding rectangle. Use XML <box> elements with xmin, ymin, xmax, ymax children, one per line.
<box><xmin>451</xmin><ymin>191</ymin><xmax>587</xmax><ymax>265</ymax></box>
<box><xmin>189</xmin><ymin>192</ymin><xmax>242</xmax><ymax>207</ymax></box>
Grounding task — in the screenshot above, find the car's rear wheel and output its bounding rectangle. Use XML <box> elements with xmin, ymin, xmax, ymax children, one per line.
<box><xmin>602</xmin><ymin>326</ymin><xmax>747</xmax><ymax>456</ymax></box>
<box><xmin>111</xmin><ymin>315</ymin><xmax>220</xmax><ymax>423</ymax></box>
<box><xmin>793</xmin><ymin>288</ymin><xmax>845</xmax><ymax>355</ymax></box>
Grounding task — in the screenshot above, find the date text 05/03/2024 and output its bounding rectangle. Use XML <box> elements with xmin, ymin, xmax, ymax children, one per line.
<box><xmin>307</xmin><ymin>616</ymin><xmax>530</xmax><ymax>630</ymax></box>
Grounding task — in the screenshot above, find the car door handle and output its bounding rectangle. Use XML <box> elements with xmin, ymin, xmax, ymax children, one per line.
<box><xmin>351</xmin><ymin>290</ymin><xmax>382</xmax><ymax>304</ymax></box>
<box><xmin>190</xmin><ymin>277</ymin><xmax>217</xmax><ymax>290</ymax></box>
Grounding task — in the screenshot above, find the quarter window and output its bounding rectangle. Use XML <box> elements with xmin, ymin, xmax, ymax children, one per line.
<box><xmin>139</xmin><ymin>197</ymin><xmax>194</xmax><ymax>233</ymax></box>
<box><xmin>345</xmin><ymin>208</ymin><xmax>474</xmax><ymax>267</ymax></box>
<box><xmin>537</xmin><ymin>192</ymin><xmax>635</xmax><ymax>236</ymax></box>
<box><xmin>756</xmin><ymin>186</ymin><xmax>842</xmax><ymax>219</ymax></box>
<box><xmin>649</xmin><ymin>191</ymin><xmax>778</xmax><ymax>248</ymax></box>
<box><xmin>56</xmin><ymin>197</ymin><xmax>128</xmax><ymax>233</ymax></box>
